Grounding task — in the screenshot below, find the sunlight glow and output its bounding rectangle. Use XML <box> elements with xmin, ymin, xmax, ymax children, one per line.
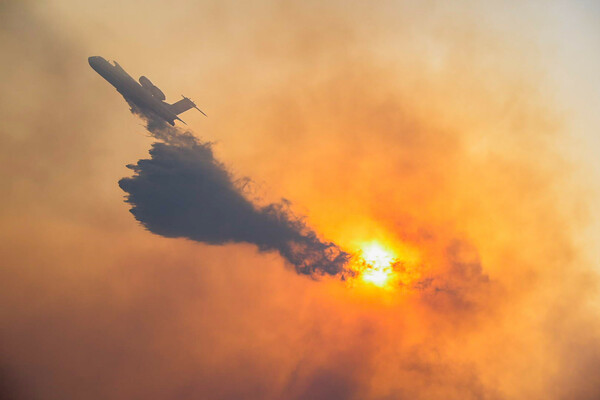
<box><xmin>359</xmin><ymin>242</ymin><xmax>396</xmax><ymax>287</ymax></box>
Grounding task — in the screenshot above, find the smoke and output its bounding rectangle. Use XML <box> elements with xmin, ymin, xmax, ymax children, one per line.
<box><xmin>2</xmin><ymin>2</ymin><xmax>600</xmax><ymax>400</ymax></box>
<box><xmin>120</xmin><ymin>107</ymin><xmax>491</xmax><ymax>308</ymax></box>
<box><xmin>118</xmin><ymin>111</ymin><xmax>351</xmax><ymax>277</ymax></box>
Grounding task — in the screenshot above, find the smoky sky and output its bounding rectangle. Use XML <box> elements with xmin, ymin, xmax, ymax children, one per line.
<box><xmin>3</xmin><ymin>1</ymin><xmax>600</xmax><ymax>400</ymax></box>
<box><xmin>119</xmin><ymin>112</ymin><xmax>351</xmax><ymax>277</ymax></box>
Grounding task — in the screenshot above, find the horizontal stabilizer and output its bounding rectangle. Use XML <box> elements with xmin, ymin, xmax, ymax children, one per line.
<box><xmin>168</xmin><ymin>95</ymin><xmax>207</xmax><ymax>117</ymax></box>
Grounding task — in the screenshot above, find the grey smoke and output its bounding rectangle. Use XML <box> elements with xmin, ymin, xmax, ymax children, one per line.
<box><xmin>118</xmin><ymin>112</ymin><xmax>351</xmax><ymax>277</ymax></box>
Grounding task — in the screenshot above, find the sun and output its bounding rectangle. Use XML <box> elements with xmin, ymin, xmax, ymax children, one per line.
<box><xmin>361</xmin><ymin>266</ymin><xmax>393</xmax><ymax>287</ymax></box>
<box><xmin>359</xmin><ymin>242</ymin><xmax>396</xmax><ymax>287</ymax></box>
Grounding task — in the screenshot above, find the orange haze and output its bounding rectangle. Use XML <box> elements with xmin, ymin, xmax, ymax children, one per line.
<box><xmin>1</xmin><ymin>1</ymin><xmax>600</xmax><ymax>399</ymax></box>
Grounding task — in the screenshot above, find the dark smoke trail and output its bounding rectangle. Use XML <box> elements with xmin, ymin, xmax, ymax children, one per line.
<box><xmin>118</xmin><ymin>112</ymin><xmax>351</xmax><ymax>277</ymax></box>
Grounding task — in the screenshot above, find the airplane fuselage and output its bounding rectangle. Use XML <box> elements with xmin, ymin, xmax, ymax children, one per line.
<box><xmin>88</xmin><ymin>56</ymin><xmax>182</xmax><ymax>125</ymax></box>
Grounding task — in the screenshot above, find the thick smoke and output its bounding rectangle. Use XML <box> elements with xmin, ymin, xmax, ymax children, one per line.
<box><xmin>118</xmin><ymin>112</ymin><xmax>351</xmax><ymax>277</ymax></box>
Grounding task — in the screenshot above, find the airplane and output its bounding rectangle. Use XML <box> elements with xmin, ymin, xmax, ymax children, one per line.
<box><xmin>88</xmin><ymin>56</ymin><xmax>206</xmax><ymax>125</ymax></box>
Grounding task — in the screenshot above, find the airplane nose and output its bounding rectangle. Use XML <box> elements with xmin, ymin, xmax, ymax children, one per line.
<box><xmin>88</xmin><ymin>56</ymin><xmax>100</xmax><ymax>67</ymax></box>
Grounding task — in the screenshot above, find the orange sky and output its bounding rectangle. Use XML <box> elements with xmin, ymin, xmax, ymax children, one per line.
<box><xmin>1</xmin><ymin>1</ymin><xmax>600</xmax><ymax>399</ymax></box>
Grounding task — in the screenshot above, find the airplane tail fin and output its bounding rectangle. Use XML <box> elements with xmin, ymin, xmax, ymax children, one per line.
<box><xmin>168</xmin><ymin>95</ymin><xmax>207</xmax><ymax>117</ymax></box>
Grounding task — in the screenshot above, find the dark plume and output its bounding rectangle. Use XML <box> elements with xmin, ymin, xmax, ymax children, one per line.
<box><xmin>118</xmin><ymin>114</ymin><xmax>351</xmax><ymax>277</ymax></box>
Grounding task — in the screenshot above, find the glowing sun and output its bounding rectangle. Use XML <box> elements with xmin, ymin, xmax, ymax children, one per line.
<box><xmin>359</xmin><ymin>242</ymin><xmax>396</xmax><ymax>287</ymax></box>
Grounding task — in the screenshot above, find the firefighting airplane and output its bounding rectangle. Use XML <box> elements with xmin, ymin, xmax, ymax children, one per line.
<box><xmin>88</xmin><ymin>56</ymin><xmax>206</xmax><ymax>125</ymax></box>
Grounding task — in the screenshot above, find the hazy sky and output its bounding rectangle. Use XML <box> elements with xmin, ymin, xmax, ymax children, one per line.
<box><xmin>1</xmin><ymin>1</ymin><xmax>600</xmax><ymax>399</ymax></box>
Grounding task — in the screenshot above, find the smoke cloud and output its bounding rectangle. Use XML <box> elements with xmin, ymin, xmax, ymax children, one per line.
<box><xmin>119</xmin><ymin>113</ymin><xmax>351</xmax><ymax>277</ymax></box>
<box><xmin>119</xmin><ymin>108</ymin><xmax>491</xmax><ymax>313</ymax></box>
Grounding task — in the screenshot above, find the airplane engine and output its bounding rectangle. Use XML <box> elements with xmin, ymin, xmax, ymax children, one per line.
<box><xmin>139</xmin><ymin>75</ymin><xmax>153</xmax><ymax>88</ymax></box>
<box><xmin>139</xmin><ymin>76</ymin><xmax>166</xmax><ymax>101</ymax></box>
<box><xmin>149</xmin><ymin>86</ymin><xmax>166</xmax><ymax>101</ymax></box>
